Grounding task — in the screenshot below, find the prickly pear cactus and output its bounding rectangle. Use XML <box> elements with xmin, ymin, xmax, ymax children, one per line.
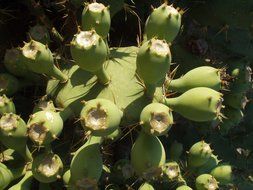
<box><xmin>0</xmin><ymin>0</ymin><xmax>252</xmax><ymax>190</ymax></box>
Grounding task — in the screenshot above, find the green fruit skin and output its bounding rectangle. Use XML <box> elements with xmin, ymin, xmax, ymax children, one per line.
<box><xmin>164</xmin><ymin>87</ymin><xmax>223</xmax><ymax>122</ymax></box>
<box><xmin>168</xmin><ymin>66</ymin><xmax>222</xmax><ymax>92</ymax></box>
<box><xmin>63</xmin><ymin>170</ymin><xmax>71</xmax><ymax>186</ymax></box>
<box><xmin>210</xmin><ymin>165</ymin><xmax>233</xmax><ymax>185</ymax></box>
<box><xmin>32</xmin><ymin>153</ymin><xmax>63</xmax><ymax>183</ymax></box>
<box><xmin>0</xmin><ymin>113</ymin><xmax>28</xmax><ymax>157</ymax></box>
<box><xmin>0</xmin><ymin>95</ymin><xmax>16</xmax><ymax>116</ymax></box>
<box><xmin>169</xmin><ymin>141</ymin><xmax>183</xmax><ymax>161</ymax></box>
<box><xmin>136</xmin><ymin>39</ymin><xmax>171</xmax><ymax>85</ymax></box>
<box><xmin>29</xmin><ymin>24</ymin><xmax>50</xmax><ymax>44</ymax></box>
<box><xmin>70</xmin><ymin>136</ymin><xmax>103</xmax><ymax>187</ymax></box>
<box><xmin>196</xmin><ymin>154</ymin><xmax>220</xmax><ymax>175</ymax></box>
<box><xmin>0</xmin><ymin>163</ymin><xmax>26</xmax><ymax>190</ymax></box>
<box><xmin>219</xmin><ymin>107</ymin><xmax>244</xmax><ymax>135</ymax></box>
<box><xmin>33</xmin><ymin>100</ymin><xmax>56</xmax><ymax>113</ymax></box>
<box><xmin>21</xmin><ymin>40</ymin><xmax>67</xmax><ymax>82</ymax></box>
<box><xmin>0</xmin><ymin>73</ymin><xmax>19</xmax><ymax>96</ymax></box>
<box><xmin>188</xmin><ymin>141</ymin><xmax>212</xmax><ymax>168</ymax></box>
<box><xmin>4</xmin><ymin>48</ymin><xmax>29</xmax><ymax>77</ymax></box>
<box><xmin>0</xmin><ymin>163</ymin><xmax>13</xmax><ymax>190</ymax></box>
<box><xmin>80</xmin><ymin>98</ymin><xmax>122</xmax><ymax>136</ymax></box>
<box><xmin>176</xmin><ymin>185</ymin><xmax>193</xmax><ymax>190</ymax></box>
<box><xmin>145</xmin><ymin>3</ymin><xmax>181</xmax><ymax>42</ymax></box>
<box><xmin>140</xmin><ymin>103</ymin><xmax>173</xmax><ymax>136</ymax></box>
<box><xmin>81</xmin><ymin>4</ymin><xmax>111</xmax><ymax>38</ymax></box>
<box><xmin>27</xmin><ymin>111</ymin><xmax>63</xmax><ymax>145</ymax></box>
<box><xmin>195</xmin><ymin>174</ymin><xmax>218</xmax><ymax>190</ymax></box>
<box><xmin>229</xmin><ymin>61</ymin><xmax>252</xmax><ymax>93</ymax></box>
<box><xmin>138</xmin><ymin>182</ymin><xmax>154</xmax><ymax>190</ymax></box>
<box><xmin>224</xmin><ymin>92</ymin><xmax>247</xmax><ymax>109</ymax></box>
<box><xmin>162</xmin><ymin>161</ymin><xmax>181</xmax><ymax>180</ymax></box>
<box><xmin>8</xmin><ymin>171</ymin><xmax>33</xmax><ymax>190</ymax></box>
<box><xmin>131</xmin><ymin>132</ymin><xmax>166</xmax><ymax>176</ymax></box>
<box><xmin>70</xmin><ymin>31</ymin><xmax>108</xmax><ymax>72</ymax></box>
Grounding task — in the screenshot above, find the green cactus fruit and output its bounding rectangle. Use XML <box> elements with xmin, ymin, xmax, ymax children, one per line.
<box><xmin>32</xmin><ymin>153</ymin><xmax>63</xmax><ymax>183</ymax></box>
<box><xmin>131</xmin><ymin>132</ymin><xmax>166</xmax><ymax>177</ymax></box>
<box><xmin>229</xmin><ymin>60</ymin><xmax>252</xmax><ymax>93</ymax></box>
<box><xmin>0</xmin><ymin>162</ymin><xmax>13</xmax><ymax>190</ymax></box>
<box><xmin>63</xmin><ymin>169</ymin><xmax>71</xmax><ymax>186</ymax></box>
<box><xmin>82</xmin><ymin>2</ymin><xmax>111</xmax><ymax>38</ymax></box>
<box><xmin>164</xmin><ymin>87</ymin><xmax>224</xmax><ymax>122</ymax></box>
<box><xmin>33</xmin><ymin>99</ymin><xmax>56</xmax><ymax>113</ymax></box>
<box><xmin>70</xmin><ymin>30</ymin><xmax>109</xmax><ymax>85</ymax></box>
<box><xmin>111</xmin><ymin>159</ymin><xmax>134</xmax><ymax>183</ymax></box>
<box><xmin>138</xmin><ymin>182</ymin><xmax>154</xmax><ymax>190</ymax></box>
<box><xmin>46</xmin><ymin>47</ymin><xmax>164</xmax><ymax>125</ymax></box>
<box><xmin>8</xmin><ymin>171</ymin><xmax>33</xmax><ymax>190</ymax></box>
<box><xmin>105</xmin><ymin>128</ymin><xmax>122</xmax><ymax>142</ymax></box>
<box><xmin>21</xmin><ymin>40</ymin><xmax>68</xmax><ymax>83</ymax></box>
<box><xmin>224</xmin><ymin>92</ymin><xmax>248</xmax><ymax>109</ymax></box>
<box><xmin>80</xmin><ymin>98</ymin><xmax>122</xmax><ymax>136</ymax></box>
<box><xmin>27</xmin><ymin>110</ymin><xmax>63</xmax><ymax>146</ymax></box>
<box><xmin>29</xmin><ymin>24</ymin><xmax>50</xmax><ymax>44</ymax></box>
<box><xmin>176</xmin><ymin>185</ymin><xmax>193</xmax><ymax>190</ymax></box>
<box><xmin>0</xmin><ymin>95</ymin><xmax>16</xmax><ymax>116</ymax></box>
<box><xmin>162</xmin><ymin>161</ymin><xmax>181</xmax><ymax>181</ymax></box>
<box><xmin>0</xmin><ymin>163</ymin><xmax>26</xmax><ymax>190</ymax></box>
<box><xmin>0</xmin><ymin>73</ymin><xmax>19</xmax><ymax>96</ymax></box>
<box><xmin>3</xmin><ymin>48</ymin><xmax>29</xmax><ymax>77</ymax></box>
<box><xmin>140</xmin><ymin>103</ymin><xmax>173</xmax><ymax>136</ymax></box>
<box><xmin>70</xmin><ymin>136</ymin><xmax>102</xmax><ymax>190</ymax></box>
<box><xmin>196</xmin><ymin>154</ymin><xmax>220</xmax><ymax>175</ymax></box>
<box><xmin>105</xmin><ymin>184</ymin><xmax>121</xmax><ymax>190</ymax></box>
<box><xmin>169</xmin><ymin>141</ymin><xmax>183</xmax><ymax>161</ymax></box>
<box><xmin>0</xmin><ymin>113</ymin><xmax>32</xmax><ymax>161</ymax></box>
<box><xmin>195</xmin><ymin>174</ymin><xmax>219</xmax><ymax>190</ymax></box>
<box><xmin>145</xmin><ymin>3</ymin><xmax>181</xmax><ymax>42</ymax></box>
<box><xmin>219</xmin><ymin>107</ymin><xmax>244</xmax><ymax>135</ymax></box>
<box><xmin>166</xmin><ymin>66</ymin><xmax>227</xmax><ymax>92</ymax></box>
<box><xmin>188</xmin><ymin>141</ymin><xmax>213</xmax><ymax>168</ymax></box>
<box><xmin>136</xmin><ymin>38</ymin><xmax>171</xmax><ymax>97</ymax></box>
<box><xmin>210</xmin><ymin>164</ymin><xmax>233</xmax><ymax>185</ymax></box>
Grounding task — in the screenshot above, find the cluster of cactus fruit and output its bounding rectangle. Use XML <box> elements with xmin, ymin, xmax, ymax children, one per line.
<box><xmin>0</xmin><ymin>0</ymin><xmax>252</xmax><ymax>189</ymax></box>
